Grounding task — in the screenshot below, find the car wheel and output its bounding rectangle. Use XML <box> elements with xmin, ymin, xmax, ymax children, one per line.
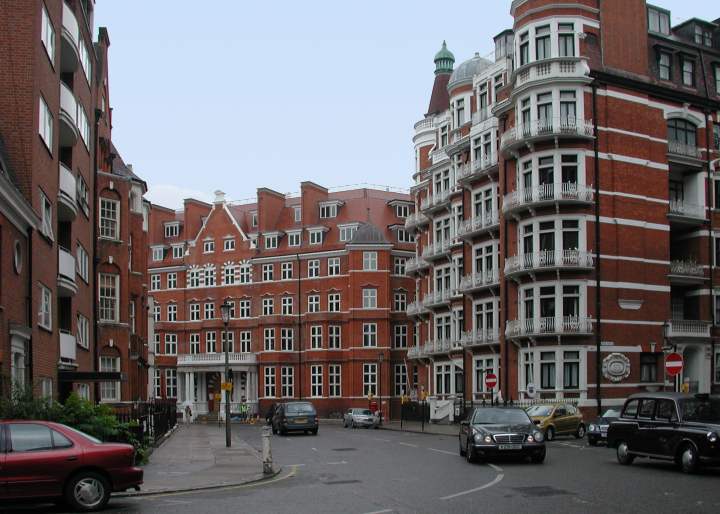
<box><xmin>312</xmin><ymin>428</ymin><xmax>318</xmax><ymax>435</ymax></box>
<box><xmin>679</xmin><ymin>444</ymin><xmax>699</xmax><ymax>474</ymax></box>
<box><xmin>65</xmin><ymin>471</ymin><xmax>110</xmax><ymax>512</ymax></box>
<box><xmin>352</xmin><ymin>421</ymin><xmax>356</xmax><ymax>429</ymax></box>
<box><xmin>459</xmin><ymin>437</ymin><xmax>466</xmax><ymax>457</ymax></box>
<box><xmin>545</xmin><ymin>426</ymin><xmax>555</xmax><ymax>441</ymax></box>
<box><xmin>280</xmin><ymin>427</ymin><xmax>287</xmax><ymax>436</ymax></box>
<box><xmin>531</xmin><ymin>448</ymin><xmax>546</xmax><ymax>464</ymax></box>
<box><xmin>465</xmin><ymin>441</ymin><xmax>476</xmax><ymax>464</ymax></box>
<box><xmin>588</xmin><ymin>437</ymin><xmax>598</xmax><ymax>447</ymax></box>
<box><xmin>616</xmin><ymin>441</ymin><xmax>634</xmax><ymax>465</ymax></box>
<box><xmin>575</xmin><ymin>424</ymin><xmax>586</xmax><ymax>439</ymax></box>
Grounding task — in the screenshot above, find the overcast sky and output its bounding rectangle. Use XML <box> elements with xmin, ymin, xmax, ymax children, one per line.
<box><xmin>95</xmin><ymin>0</ymin><xmax>716</xmax><ymax>208</ymax></box>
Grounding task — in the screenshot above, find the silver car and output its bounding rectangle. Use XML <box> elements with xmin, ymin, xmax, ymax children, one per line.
<box><xmin>343</xmin><ymin>408</ymin><xmax>379</xmax><ymax>429</ymax></box>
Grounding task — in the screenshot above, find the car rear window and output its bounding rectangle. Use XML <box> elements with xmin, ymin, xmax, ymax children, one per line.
<box><xmin>286</xmin><ymin>403</ymin><xmax>315</xmax><ymax>414</ymax></box>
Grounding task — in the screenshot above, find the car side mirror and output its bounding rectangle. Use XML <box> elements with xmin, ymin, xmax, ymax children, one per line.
<box><xmin>460</xmin><ymin>420</ymin><xmax>469</xmax><ymax>426</ymax></box>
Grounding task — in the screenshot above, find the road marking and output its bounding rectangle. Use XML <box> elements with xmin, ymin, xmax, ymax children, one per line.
<box><xmin>399</xmin><ymin>442</ymin><xmax>418</xmax><ymax>448</ymax></box>
<box><xmin>429</xmin><ymin>447</ymin><xmax>456</xmax><ymax>456</ymax></box>
<box><xmin>312</xmin><ymin>447</ymin><xmax>318</xmax><ymax>451</ymax></box>
<box><xmin>439</xmin><ymin>473</ymin><xmax>505</xmax><ymax>500</ymax></box>
<box><xmin>553</xmin><ymin>442</ymin><xmax>585</xmax><ymax>449</ymax></box>
<box><xmin>487</xmin><ymin>463</ymin><xmax>503</xmax><ymax>473</ymax></box>
<box><xmin>362</xmin><ymin>510</ymin><xmax>394</xmax><ymax>514</ymax></box>
<box><xmin>372</xmin><ymin>437</ymin><xmax>391</xmax><ymax>442</ymax></box>
<box><xmin>325</xmin><ymin>460</ymin><xmax>348</xmax><ymax>465</ymax></box>
<box><xmin>283</xmin><ymin>463</ymin><xmax>306</xmax><ymax>467</ymax></box>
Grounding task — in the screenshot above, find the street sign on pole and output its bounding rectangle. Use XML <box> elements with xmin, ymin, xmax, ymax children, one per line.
<box><xmin>665</xmin><ymin>352</ymin><xmax>683</xmax><ymax>377</ymax></box>
<box><xmin>485</xmin><ymin>373</ymin><xmax>498</xmax><ymax>389</ymax></box>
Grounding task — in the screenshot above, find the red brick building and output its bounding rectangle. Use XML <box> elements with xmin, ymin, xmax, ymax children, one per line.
<box><xmin>148</xmin><ymin>184</ymin><xmax>415</xmax><ymax>419</ymax></box>
<box><xmin>0</xmin><ymin>1</ymin><xmax>151</xmax><ymax>402</ymax></box>
<box><xmin>407</xmin><ymin>0</ymin><xmax>720</xmax><ymax>417</ymax></box>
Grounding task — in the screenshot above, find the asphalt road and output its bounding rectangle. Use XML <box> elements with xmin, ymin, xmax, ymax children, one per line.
<box><xmin>6</xmin><ymin>423</ymin><xmax>720</xmax><ymax>514</ymax></box>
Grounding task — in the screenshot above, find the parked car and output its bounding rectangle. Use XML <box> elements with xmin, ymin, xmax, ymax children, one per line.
<box><xmin>271</xmin><ymin>402</ymin><xmax>318</xmax><ymax>435</ymax></box>
<box><xmin>459</xmin><ymin>407</ymin><xmax>546</xmax><ymax>463</ymax></box>
<box><xmin>587</xmin><ymin>408</ymin><xmax>621</xmax><ymax>446</ymax></box>
<box><xmin>343</xmin><ymin>408</ymin><xmax>379</xmax><ymax>429</ymax></box>
<box><xmin>607</xmin><ymin>393</ymin><xmax>720</xmax><ymax>473</ymax></box>
<box><xmin>526</xmin><ymin>403</ymin><xmax>585</xmax><ymax>441</ymax></box>
<box><xmin>0</xmin><ymin>420</ymin><xmax>142</xmax><ymax>512</ymax></box>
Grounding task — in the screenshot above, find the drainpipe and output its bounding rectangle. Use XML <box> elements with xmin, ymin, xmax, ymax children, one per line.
<box><xmin>296</xmin><ymin>253</ymin><xmax>302</xmax><ymax>400</ymax></box>
<box><xmin>26</xmin><ymin>227</ymin><xmax>34</xmax><ymax>390</ymax></box>
<box><xmin>592</xmin><ymin>82</ymin><xmax>602</xmax><ymax>416</ymax></box>
<box><xmin>501</xmin><ymin>115</ymin><xmax>509</xmax><ymax>401</ymax></box>
<box><xmin>92</xmin><ymin>108</ymin><xmax>101</xmax><ymax>402</ymax></box>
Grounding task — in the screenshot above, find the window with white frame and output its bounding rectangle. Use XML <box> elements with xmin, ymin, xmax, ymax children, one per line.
<box><xmin>99</xmin><ymin>356</ymin><xmax>120</xmax><ymax>401</ymax></box>
<box><xmin>251</xmin><ymin>212</ymin><xmax>258</xmax><ymax>227</ymax></box>
<box><xmin>98</xmin><ymin>274</ymin><xmax>119</xmax><ymax>322</ymax></box>
<box><xmin>265</xmin><ymin>234</ymin><xmax>278</xmax><ymax>249</ymax></box>
<box><xmin>328</xmin><ymin>325</ymin><xmax>341</xmax><ymax>349</ymax></box>
<box><xmin>474</xmin><ymin>356</ymin><xmax>499</xmax><ymax>395</ymax></box>
<box><xmin>151</xmin><ymin>247</ymin><xmax>163</xmax><ymax>262</ymax></box>
<box><xmin>394</xmin><ymin>363</ymin><xmax>407</xmax><ymax>396</ymax></box>
<box><xmin>153</xmin><ymin>305</ymin><xmax>160</xmax><ymax>322</ymax></box>
<box><xmin>166</xmin><ymin>369</ymin><xmax>177</xmax><ymax>398</ymax></box>
<box><xmin>328</xmin><ymin>293</ymin><xmax>341</xmax><ymax>312</ymax></box>
<box><xmin>99</xmin><ymin>198</ymin><xmax>119</xmax><ymax>239</ymax></box>
<box><xmin>362</xmin><ymin>288</ymin><xmax>377</xmax><ymax>309</ymax></box>
<box><xmin>308</xmin><ymin>259</ymin><xmax>320</xmax><ymax>278</ymax></box>
<box><xmin>281</xmin><ymin>328</ymin><xmax>294</xmax><ymax>351</ymax></box>
<box><xmin>309</xmin><ymin>230</ymin><xmax>323</xmax><ymax>245</ymax></box>
<box><xmin>519</xmin><ymin>282</ymin><xmax>585</xmax><ymax>324</ymax></box>
<box><xmin>223</xmin><ymin>264</ymin><xmax>235</xmax><ymax>285</ymax></box>
<box><xmin>264</xmin><ymin>367</ymin><xmax>276</xmax><ymax>397</ymax></box>
<box><xmin>281</xmin><ymin>262</ymin><xmax>293</xmax><ymax>280</ymax></box>
<box><xmin>308</xmin><ymin>294</ymin><xmax>320</xmax><ymax>313</ymax></box>
<box><xmin>363</xmin><ymin>251</ymin><xmax>377</xmax><ymax>271</ymax></box>
<box><xmin>281</xmin><ymin>366</ymin><xmax>294</xmax><ymax>397</ymax></box>
<box><xmin>239</xmin><ymin>264</ymin><xmax>252</xmax><ymax>283</ymax></box>
<box><xmin>393</xmin><ymin>292</ymin><xmax>406</xmax><ymax>312</ymax></box>
<box><xmin>288</xmin><ymin>231</ymin><xmax>301</xmax><ymax>247</ymax></box>
<box><xmin>205</xmin><ymin>331</ymin><xmax>216</xmax><ymax>353</ymax></box>
<box><xmin>221</xmin><ymin>331</ymin><xmax>234</xmax><ymax>353</ymax></box>
<box><xmin>394</xmin><ymin>325</ymin><xmax>408</xmax><ymax>348</ymax></box>
<box><xmin>294</xmin><ymin>206</ymin><xmax>302</xmax><ymax>222</ymax></box>
<box><xmin>262</xmin><ymin>297</ymin><xmax>274</xmax><ymax>316</ymax></box>
<box><xmin>167</xmin><ymin>272</ymin><xmax>177</xmax><ymax>289</ymax></box>
<box><xmin>187</xmin><ymin>268</ymin><xmax>201</xmax><ymax>288</ymax></box>
<box><xmin>240</xmin><ymin>331</ymin><xmax>251</xmax><ymax>353</ymax></box>
<box><xmin>203</xmin><ymin>240</ymin><xmax>215</xmax><ymax>253</ymax></box>
<box><xmin>563</xmin><ymin>351</ymin><xmax>580</xmax><ymax>389</ymax></box>
<box><xmin>262</xmin><ymin>263</ymin><xmax>274</xmax><ymax>281</ymax></box>
<box><xmin>440</xmin><ymin>124</ymin><xmax>449</xmax><ymax>147</ymax></box>
<box><xmin>225</xmin><ymin>301</ymin><xmax>236</xmax><ymax>319</ymax></box>
<box><xmin>164</xmin><ymin>223</ymin><xmax>180</xmax><ymax>238</ymax></box>
<box><xmin>239</xmin><ymin>299</ymin><xmax>251</xmax><ymax>318</ymax></box>
<box><xmin>167</xmin><ymin>304</ymin><xmax>177</xmax><ymax>322</ymax></box>
<box><xmin>473</xmin><ymin>299</ymin><xmax>497</xmax><ymax>335</ymax></box>
<box><xmin>397</xmin><ymin>229</ymin><xmax>414</xmax><ymax>243</ymax></box>
<box><xmin>189</xmin><ymin>333</ymin><xmax>200</xmax><ymax>354</ymax></box>
<box><xmin>648</xmin><ymin>6</ymin><xmax>670</xmax><ymax>35</ymax></box>
<box><xmin>540</xmin><ymin>351</ymin><xmax>556</xmax><ymax>389</ymax></box>
<box><xmin>328</xmin><ymin>257</ymin><xmax>341</xmax><ymax>276</ymax></box>
<box><xmin>153</xmin><ymin>334</ymin><xmax>160</xmax><ymax>354</ymax></box>
<box><xmin>76</xmin><ymin>383</ymin><xmax>90</xmax><ymax>400</ymax></box>
<box><xmin>39</xmin><ymin>96</ymin><xmax>53</xmax><ymax>152</ymax></box>
<box><xmin>40</xmin><ymin>5</ymin><xmax>55</xmax><ymax>62</ymax></box>
<box><xmin>281</xmin><ymin>296</ymin><xmax>293</xmax><ymax>315</ymax></box>
<box><xmin>519</xmin><ymin>217</ymin><xmax>584</xmax><ymax>257</ymax></box>
<box><xmin>311</xmin><ymin>325</ymin><xmax>322</xmax><ymax>349</ymax></box>
<box><xmin>165</xmin><ymin>334</ymin><xmax>177</xmax><ymax>355</ymax></box>
<box><xmin>224</xmin><ymin>238</ymin><xmax>235</xmax><ymax>251</ymax></box>
<box><xmin>393</xmin><ymin>257</ymin><xmax>406</xmax><ymax>275</ymax></box>
<box><xmin>558</xmin><ymin>23</ymin><xmax>575</xmax><ymax>57</ymax></box>
<box><xmin>363</xmin><ymin>363</ymin><xmax>377</xmax><ymax>396</ymax></box>
<box><xmin>76</xmin><ymin>244</ymin><xmax>89</xmax><ymax>282</ymax></box>
<box><xmin>435</xmin><ymin>363</ymin><xmax>453</xmax><ymax>396</ymax></box>
<box><xmin>264</xmin><ymin>328</ymin><xmax>275</xmax><ymax>351</ymax></box>
<box><xmin>153</xmin><ymin>369</ymin><xmax>161</xmax><ymax>398</ymax></box>
<box><xmin>339</xmin><ymin>225</ymin><xmax>358</xmax><ymax>242</ymax></box>
<box><xmin>311</xmin><ymin>365</ymin><xmax>323</xmax><ymax>397</ymax></box>
<box><xmin>395</xmin><ymin>204</ymin><xmax>410</xmax><ymax>218</ymax></box>
<box><xmin>204</xmin><ymin>302</ymin><xmax>215</xmax><ymax>319</ymax></box>
<box><xmin>188</xmin><ymin>303</ymin><xmax>199</xmax><ymax>321</ymax></box>
<box><xmin>363</xmin><ymin>323</ymin><xmax>377</xmax><ymax>347</ymax></box>
<box><xmin>319</xmin><ymin>203</ymin><xmax>338</xmax><ymax>218</ymax></box>
<box><xmin>77</xmin><ymin>106</ymin><xmax>90</xmax><ymax>147</ymax></box>
<box><xmin>329</xmin><ymin>364</ymin><xmax>341</xmax><ymax>397</ymax></box>
<box><xmin>77</xmin><ymin>314</ymin><xmax>89</xmax><ymax>349</ymax></box>
<box><xmin>681</xmin><ymin>57</ymin><xmax>695</xmax><ymax>87</ymax></box>
<box><xmin>77</xmin><ymin>176</ymin><xmax>89</xmax><ymax>216</ymax></box>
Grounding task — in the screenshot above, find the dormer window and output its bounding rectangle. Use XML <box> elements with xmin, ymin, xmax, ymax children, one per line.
<box><xmin>658</xmin><ymin>51</ymin><xmax>672</xmax><ymax>80</ymax></box>
<box><xmin>309</xmin><ymin>229</ymin><xmax>323</xmax><ymax>245</ymax></box>
<box><xmin>164</xmin><ymin>223</ymin><xmax>180</xmax><ymax>238</ymax></box>
<box><xmin>648</xmin><ymin>6</ymin><xmax>670</xmax><ymax>35</ymax></box>
<box><xmin>396</xmin><ymin>205</ymin><xmax>409</xmax><ymax>218</ymax></box>
<box><xmin>265</xmin><ymin>234</ymin><xmax>278</xmax><ymax>249</ymax></box>
<box><xmin>203</xmin><ymin>240</ymin><xmax>215</xmax><ymax>253</ymax></box>
<box><xmin>224</xmin><ymin>238</ymin><xmax>235</xmax><ymax>251</ymax></box>
<box><xmin>338</xmin><ymin>224</ymin><xmax>358</xmax><ymax>242</ymax></box>
<box><xmin>681</xmin><ymin>57</ymin><xmax>695</xmax><ymax>87</ymax></box>
<box><xmin>440</xmin><ymin>125</ymin><xmax>449</xmax><ymax>147</ymax></box>
<box><xmin>319</xmin><ymin>203</ymin><xmax>338</xmax><ymax>219</ymax></box>
<box><xmin>152</xmin><ymin>247</ymin><xmax>164</xmax><ymax>262</ymax></box>
<box><xmin>294</xmin><ymin>206</ymin><xmax>302</xmax><ymax>222</ymax></box>
<box><xmin>695</xmin><ymin>25</ymin><xmax>712</xmax><ymax>47</ymax></box>
<box><xmin>251</xmin><ymin>212</ymin><xmax>258</xmax><ymax>227</ymax></box>
<box><xmin>287</xmin><ymin>230</ymin><xmax>301</xmax><ymax>247</ymax></box>
<box><xmin>455</xmin><ymin>98</ymin><xmax>465</xmax><ymax>126</ymax></box>
<box><xmin>172</xmin><ymin>244</ymin><xmax>184</xmax><ymax>259</ymax></box>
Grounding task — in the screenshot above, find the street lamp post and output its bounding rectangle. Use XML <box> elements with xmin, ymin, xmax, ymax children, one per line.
<box><xmin>221</xmin><ymin>301</ymin><xmax>232</xmax><ymax>448</ymax></box>
<box><xmin>378</xmin><ymin>352</ymin><xmax>384</xmax><ymax>426</ymax></box>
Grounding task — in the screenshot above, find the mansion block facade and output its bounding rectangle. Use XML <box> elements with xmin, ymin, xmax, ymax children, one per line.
<box><xmin>407</xmin><ymin>0</ymin><xmax>720</xmax><ymax>414</ymax></box>
<box><xmin>148</xmin><ymin>184</ymin><xmax>415</xmax><ymax>418</ymax></box>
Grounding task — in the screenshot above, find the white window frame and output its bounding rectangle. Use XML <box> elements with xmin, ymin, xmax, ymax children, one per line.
<box><xmin>308</xmin><ymin>294</ymin><xmax>320</xmax><ymax>313</ymax></box>
<box><xmin>310</xmin><ymin>325</ymin><xmax>323</xmax><ymax>349</ymax></box>
<box><xmin>164</xmin><ymin>223</ymin><xmax>180</xmax><ymax>238</ymax></box>
<box><xmin>363</xmin><ymin>251</ymin><xmax>378</xmax><ymax>271</ymax></box>
<box><xmin>76</xmin><ymin>244</ymin><xmax>89</xmax><ymax>282</ymax></box>
<box><xmin>164</xmin><ymin>333</ymin><xmax>177</xmax><ymax>355</ymax></box>
<box><xmin>281</xmin><ymin>366</ymin><xmax>294</xmax><ymax>398</ymax></box>
<box><xmin>362</xmin><ymin>288</ymin><xmax>377</xmax><ymax>309</ymax></box>
<box><xmin>363</xmin><ymin>323</ymin><xmax>377</xmax><ymax>347</ymax></box>
<box><xmin>328</xmin><ymin>325</ymin><xmax>341</xmax><ymax>349</ymax></box>
<box><xmin>309</xmin><ymin>230</ymin><xmax>323</xmax><ymax>245</ymax></box>
<box><xmin>223</xmin><ymin>238</ymin><xmax>235</xmax><ymax>251</ymax></box>
<box><xmin>363</xmin><ymin>363</ymin><xmax>377</xmax><ymax>396</ymax></box>
<box><xmin>311</xmin><ymin>365</ymin><xmax>323</xmax><ymax>397</ymax></box>
<box><xmin>40</xmin><ymin>5</ymin><xmax>55</xmax><ymax>63</ymax></box>
<box><xmin>308</xmin><ymin>259</ymin><xmax>320</xmax><ymax>278</ymax></box>
<box><xmin>287</xmin><ymin>231</ymin><xmax>301</xmax><ymax>247</ymax></box>
<box><xmin>264</xmin><ymin>328</ymin><xmax>275</xmax><ymax>351</ymax></box>
<box><xmin>264</xmin><ymin>367</ymin><xmax>276</xmax><ymax>398</ymax></box>
<box><xmin>76</xmin><ymin>313</ymin><xmax>89</xmax><ymax>349</ymax></box>
<box><xmin>203</xmin><ymin>240</ymin><xmax>215</xmax><ymax>253</ymax></box>
<box><xmin>394</xmin><ymin>363</ymin><xmax>407</xmax><ymax>396</ymax></box>
<box><xmin>99</xmin><ymin>198</ymin><xmax>120</xmax><ymax>240</ymax></box>
<box><xmin>329</xmin><ymin>364</ymin><xmax>341</xmax><ymax>397</ymax></box>
<box><xmin>98</xmin><ymin>273</ymin><xmax>119</xmax><ymax>323</ymax></box>
<box><xmin>394</xmin><ymin>325</ymin><xmax>408</xmax><ymax>348</ymax></box>
<box><xmin>99</xmin><ymin>356</ymin><xmax>120</xmax><ymax>401</ymax></box>
<box><xmin>328</xmin><ymin>257</ymin><xmax>341</xmax><ymax>276</ymax></box>
<box><xmin>262</xmin><ymin>263</ymin><xmax>274</xmax><ymax>282</ymax></box>
<box><xmin>281</xmin><ymin>262</ymin><xmax>293</xmax><ymax>280</ymax></box>
<box><xmin>40</xmin><ymin>190</ymin><xmax>53</xmax><ymax>240</ymax></box>
<box><xmin>38</xmin><ymin>96</ymin><xmax>53</xmax><ymax>152</ymax></box>
<box><xmin>165</xmin><ymin>369</ymin><xmax>178</xmax><ymax>398</ymax></box>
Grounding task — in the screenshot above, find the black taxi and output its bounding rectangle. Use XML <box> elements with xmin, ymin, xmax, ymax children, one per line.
<box><xmin>606</xmin><ymin>393</ymin><xmax>720</xmax><ymax>473</ymax></box>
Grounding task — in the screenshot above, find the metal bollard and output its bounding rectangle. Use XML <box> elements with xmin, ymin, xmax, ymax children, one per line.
<box><xmin>262</xmin><ymin>426</ymin><xmax>274</xmax><ymax>475</ymax></box>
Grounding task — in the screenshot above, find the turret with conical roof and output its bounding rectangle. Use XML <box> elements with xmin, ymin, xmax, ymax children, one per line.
<box><xmin>426</xmin><ymin>41</ymin><xmax>454</xmax><ymax>116</ymax></box>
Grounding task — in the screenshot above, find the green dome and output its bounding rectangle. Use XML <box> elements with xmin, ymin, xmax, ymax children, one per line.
<box><xmin>434</xmin><ymin>40</ymin><xmax>455</xmax><ymax>75</ymax></box>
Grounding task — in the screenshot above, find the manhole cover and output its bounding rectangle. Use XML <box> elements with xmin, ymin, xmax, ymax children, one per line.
<box><xmin>512</xmin><ymin>487</ymin><xmax>573</xmax><ymax>497</ymax></box>
<box><xmin>331</xmin><ymin>448</ymin><xmax>357</xmax><ymax>451</ymax></box>
<box><xmin>325</xmin><ymin>480</ymin><xmax>361</xmax><ymax>485</ymax></box>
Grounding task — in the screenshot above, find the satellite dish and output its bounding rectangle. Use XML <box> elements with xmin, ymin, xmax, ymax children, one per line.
<box><xmin>526</xmin><ymin>383</ymin><xmax>537</xmax><ymax>399</ymax></box>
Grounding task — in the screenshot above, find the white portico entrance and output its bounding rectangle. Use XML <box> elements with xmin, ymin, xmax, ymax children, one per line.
<box><xmin>176</xmin><ymin>352</ymin><xmax>258</xmax><ymax>420</ymax></box>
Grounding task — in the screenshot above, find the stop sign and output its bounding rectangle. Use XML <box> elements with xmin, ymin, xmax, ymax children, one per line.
<box><xmin>665</xmin><ymin>353</ymin><xmax>683</xmax><ymax>377</ymax></box>
<box><xmin>485</xmin><ymin>373</ymin><xmax>498</xmax><ymax>389</ymax></box>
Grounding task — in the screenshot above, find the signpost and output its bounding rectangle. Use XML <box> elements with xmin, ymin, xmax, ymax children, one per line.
<box><xmin>665</xmin><ymin>352</ymin><xmax>683</xmax><ymax>377</ymax></box>
<box><xmin>485</xmin><ymin>373</ymin><xmax>498</xmax><ymax>390</ymax></box>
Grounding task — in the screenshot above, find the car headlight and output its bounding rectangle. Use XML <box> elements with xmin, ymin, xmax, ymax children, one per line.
<box><xmin>527</xmin><ymin>435</ymin><xmax>534</xmax><ymax>443</ymax></box>
<box><xmin>589</xmin><ymin>424</ymin><xmax>597</xmax><ymax>432</ymax></box>
<box><xmin>533</xmin><ymin>431</ymin><xmax>544</xmax><ymax>443</ymax></box>
<box><xmin>707</xmin><ymin>432</ymin><xmax>719</xmax><ymax>443</ymax></box>
<box><xmin>483</xmin><ymin>435</ymin><xmax>493</xmax><ymax>443</ymax></box>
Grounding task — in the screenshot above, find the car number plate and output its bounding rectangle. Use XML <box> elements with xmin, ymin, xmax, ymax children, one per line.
<box><xmin>498</xmin><ymin>444</ymin><xmax>522</xmax><ymax>450</ymax></box>
<box><xmin>295</xmin><ymin>418</ymin><xmax>307</xmax><ymax>424</ymax></box>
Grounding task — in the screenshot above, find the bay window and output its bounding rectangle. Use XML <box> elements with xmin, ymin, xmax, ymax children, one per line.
<box><xmin>558</xmin><ymin>23</ymin><xmax>575</xmax><ymax>57</ymax></box>
<box><xmin>535</xmin><ymin>25</ymin><xmax>551</xmax><ymax>60</ymax></box>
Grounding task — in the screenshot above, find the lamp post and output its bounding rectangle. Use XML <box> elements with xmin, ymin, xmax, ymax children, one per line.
<box><xmin>378</xmin><ymin>352</ymin><xmax>384</xmax><ymax>426</ymax></box>
<box><xmin>220</xmin><ymin>301</ymin><xmax>232</xmax><ymax>448</ymax></box>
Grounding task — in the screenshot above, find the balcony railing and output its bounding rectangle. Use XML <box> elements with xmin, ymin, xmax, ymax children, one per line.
<box><xmin>57</xmin><ymin>246</ymin><xmax>77</xmax><ymax>297</ymax></box>
<box><xmin>414</xmin><ymin>118</ymin><xmax>434</xmax><ymax>131</ymax></box>
<box><xmin>457</xmin><ymin>155</ymin><xmax>498</xmax><ymax>182</ymax></box>
<box><xmin>505</xmin><ymin>249</ymin><xmax>594</xmax><ymax>276</ymax></box>
<box><xmin>423</xmin><ymin>290</ymin><xmax>452</xmax><ymax>309</ymax></box>
<box><xmin>459</xmin><ymin>270</ymin><xmax>500</xmax><ymax>292</ymax></box>
<box><xmin>461</xmin><ymin>328</ymin><xmax>500</xmax><ymax>347</ymax></box>
<box><xmin>668</xmin><ymin>140</ymin><xmax>702</xmax><ymax>160</ymax></box>
<box><xmin>503</xmin><ymin>182</ymin><xmax>593</xmax><ymax>213</ymax></box>
<box><xmin>406</xmin><ymin>346</ymin><xmax>423</xmax><ymax>359</ymax></box>
<box><xmin>472</xmin><ymin>107</ymin><xmax>491</xmax><ymax>125</ymax></box>
<box><xmin>431</xmin><ymin>148</ymin><xmax>448</xmax><ymax>164</ymax></box>
<box><xmin>177</xmin><ymin>352</ymin><xmax>257</xmax><ymax>365</ymax></box>
<box><xmin>425</xmin><ymin>338</ymin><xmax>460</xmax><ymax>355</ymax></box>
<box><xmin>500</xmin><ymin>117</ymin><xmax>594</xmax><ymax>152</ymax></box>
<box><xmin>506</xmin><ymin>317</ymin><xmax>593</xmax><ymax>338</ymax></box>
<box><xmin>59</xmin><ymin>82</ymin><xmax>79</xmax><ymax>147</ymax></box>
<box><xmin>405</xmin><ymin>256</ymin><xmax>430</xmax><ymax>274</ymax></box>
<box><xmin>664</xmin><ymin>320</ymin><xmax>711</xmax><ymax>339</ymax></box>
<box><xmin>406</xmin><ymin>301</ymin><xmax>427</xmax><ymax>318</ymax></box>
<box><xmin>420</xmin><ymin>189</ymin><xmax>452</xmax><ymax>212</ymax></box>
<box><xmin>60</xmin><ymin>330</ymin><xmax>77</xmax><ymax>362</ymax></box>
<box><xmin>669</xmin><ymin>260</ymin><xmax>704</xmax><ymax>278</ymax></box>
<box><xmin>458</xmin><ymin>211</ymin><xmax>499</xmax><ymax>238</ymax></box>
<box><xmin>421</xmin><ymin>240</ymin><xmax>452</xmax><ymax>261</ymax></box>
<box><xmin>513</xmin><ymin>57</ymin><xmax>589</xmax><ymax>89</ymax></box>
<box><xmin>668</xmin><ymin>200</ymin><xmax>706</xmax><ymax>220</ymax></box>
<box><xmin>60</xmin><ymin>2</ymin><xmax>80</xmax><ymax>73</ymax></box>
<box><xmin>57</xmin><ymin>163</ymin><xmax>77</xmax><ymax>221</ymax></box>
<box><xmin>404</xmin><ymin>211</ymin><xmax>429</xmax><ymax>231</ymax></box>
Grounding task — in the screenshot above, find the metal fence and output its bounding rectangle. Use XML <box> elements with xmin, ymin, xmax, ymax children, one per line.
<box><xmin>111</xmin><ymin>399</ymin><xmax>178</xmax><ymax>445</ymax></box>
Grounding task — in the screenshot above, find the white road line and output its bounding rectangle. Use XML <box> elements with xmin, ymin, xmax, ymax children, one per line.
<box><xmin>372</xmin><ymin>437</ymin><xmax>391</xmax><ymax>442</ymax></box>
<box><xmin>283</xmin><ymin>463</ymin><xmax>306</xmax><ymax>467</ymax></box>
<box><xmin>429</xmin><ymin>447</ymin><xmax>456</xmax><ymax>456</ymax></box>
<box><xmin>399</xmin><ymin>442</ymin><xmax>418</xmax><ymax>448</ymax></box>
<box><xmin>362</xmin><ymin>510</ymin><xmax>394</xmax><ymax>514</ymax></box>
<box><xmin>325</xmin><ymin>460</ymin><xmax>348</xmax><ymax>465</ymax></box>
<box><xmin>312</xmin><ymin>447</ymin><xmax>318</xmax><ymax>452</ymax></box>
<box><xmin>553</xmin><ymin>442</ymin><xmax>585</xmax><ymax>449</ymax></box>
<box><xmin>439</xmin><ymin>473</ymin><xmax>505</xmax><ymax>500</ymax></box>
<box><xmin>487</xmin><ymin>463</ymin><xmax>503</xmax><ymax>473</ymax></box>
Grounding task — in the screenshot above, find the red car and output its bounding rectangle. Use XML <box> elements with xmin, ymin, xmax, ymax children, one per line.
<box><xmin>0</xmin><ymin>420</ymin><xmax>143</xmax><ymax>511</ymax></box>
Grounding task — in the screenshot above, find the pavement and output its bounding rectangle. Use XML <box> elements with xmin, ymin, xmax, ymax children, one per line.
<box><xmin>380</xmin><ymin>419</ymin><xmax>459</xmax><ymax>436</ymax></box>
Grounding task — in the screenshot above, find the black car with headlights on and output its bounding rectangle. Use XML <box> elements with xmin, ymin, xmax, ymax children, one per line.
<box><xmin>459</xmin><ymin>407</ymin><xmax>546</xmax><ymax>463</ymax></box>
<box><xmin>587</xmin><ymin>408</ymin><xmax>621</xmax><ymax>446</ymax></box>
<box><xmin>606</xmin><ymin>393</ymin><xmax>720</xmax><ymax>473</ymax></box>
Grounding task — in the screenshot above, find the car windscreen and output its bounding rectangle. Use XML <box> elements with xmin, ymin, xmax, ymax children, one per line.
<box><xmin>354</xmin><ymin>409</ymin><xmax>373</xmax><ymax>416</ymax></box>
<box><xmin>602</xmin><ymin>409</ymin><xmax>620</xmax><ymax>418</ymax></box>
<box><xmin>286</xmin><ymin>403</ymin><xmax>316</xmax><ymax>415</ymax></box>
<box><xmin>679</xmin><ymin>398</ymin><xmax>720</xmax><ymax>423</ymax></box>
<box><xmin>472</xmin><ymin>408</ymin><xmax>530</xmax><ymax>425</ymax></box>
<box><xmin>526</xmin><ymin>405</ymin><xmax>552</xmax><ymax>417</ymax></box>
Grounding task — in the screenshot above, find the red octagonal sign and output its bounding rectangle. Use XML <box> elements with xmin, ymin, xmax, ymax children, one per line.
<box><xmin>485</xmin><ymin>373</ymin><xmax>498</xmax><ymax>389</ymax></box>
<box><xmin>665</xmin><ymin>352</ymin><xmax>683</xmax><ymax>377</ymax></box>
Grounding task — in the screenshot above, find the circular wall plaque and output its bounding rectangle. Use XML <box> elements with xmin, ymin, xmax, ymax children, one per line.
<box><xmin>602</xmin><ymin>353</ymin><xmax>631</xmax><ymax>383</ymax></box>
